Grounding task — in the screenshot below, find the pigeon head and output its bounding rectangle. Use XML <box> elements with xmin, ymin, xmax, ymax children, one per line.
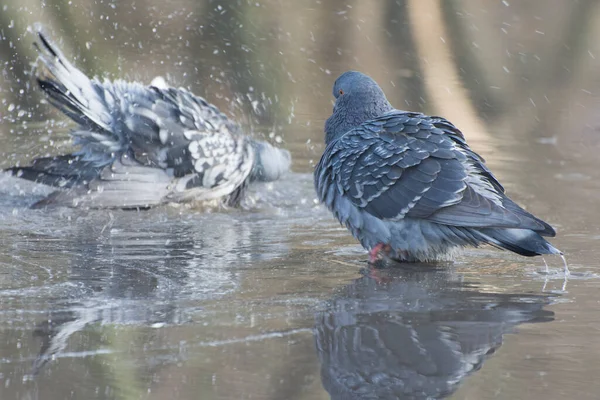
<box><xmin>325</xmin><ymin>71</ymin><xmax>393</xmax><ymax>144</ymax></box>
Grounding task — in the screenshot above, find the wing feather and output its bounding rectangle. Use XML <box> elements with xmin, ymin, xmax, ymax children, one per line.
<box><xmin>315</xmin><ymin>111</ymin><xmax>554</xmax><ymax>235</ymax></box>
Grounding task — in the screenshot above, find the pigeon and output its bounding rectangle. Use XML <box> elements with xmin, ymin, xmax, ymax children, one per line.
<box><xmin>5</xmin><ymin>31</ymin><xmax>291</xmax><ymax>209</ymax></box>
<box><xmin>315</xmin><ymin>71</ymin><xmax>563</xmax><ymax>264</ymax></box>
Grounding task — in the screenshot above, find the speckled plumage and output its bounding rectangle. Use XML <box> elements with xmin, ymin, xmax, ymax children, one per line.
<box><xmin>6</xmin><ymin>31</ymin><xmax>291</xmax><ymax>209</ymax></box>
<box><xmin>315</xmin><ymin>71</ymin><xmax>560</xmax><ymax>261</ymax></box>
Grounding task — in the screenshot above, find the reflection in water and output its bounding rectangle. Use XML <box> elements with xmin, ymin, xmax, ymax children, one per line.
<box><xmin>316</xmin><ymin>267</ymin><xmax>556</xmax><ymax>400</ymax></box>
<box><xmin>23</xmin><ymin>210</ymin><xmax>290</xmax><ymax>376</ymax></box>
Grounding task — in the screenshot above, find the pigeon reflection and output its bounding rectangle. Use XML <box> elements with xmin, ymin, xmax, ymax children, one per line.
<box><xmin>315</xmin><ymin>266</ymin><xmax>556</xmax><ymax>400</ymax></box>
<box><xmin>30</xmin><ymin>211</ymin><xmax>289</xmax><ymax>375</ymax></box>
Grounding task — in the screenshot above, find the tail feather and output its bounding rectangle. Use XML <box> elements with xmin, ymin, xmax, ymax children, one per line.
<box><xmin>37</xmin><ymin>79</ymin><xmax>95</xmax><ymax>128</ymax></box>
<box><xmin>34</xmin><ymin>30</ymin><xmax>112</xmax><ymax>132</ymax></box>
<box><xmin>477</xmin><ymin>228</ymin><xmax>561</xmax><ymax>257</ymax></box>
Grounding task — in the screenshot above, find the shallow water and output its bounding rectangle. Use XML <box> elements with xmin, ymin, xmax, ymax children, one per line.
<box><xmin>1</xmin><ymin>1</ymin><xmax>600</xmax><ymax>399</ymax></box>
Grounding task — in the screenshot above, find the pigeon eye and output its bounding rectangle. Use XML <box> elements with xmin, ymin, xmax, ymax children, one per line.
<box><xmin>339</xmin><ymin>89</ymin><xmax>344</xmax><ymax>95</ymax></box>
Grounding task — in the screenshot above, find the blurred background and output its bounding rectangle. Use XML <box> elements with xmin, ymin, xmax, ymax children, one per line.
<box><xmin>1</xmin><ymin>1</ymin><xmax>600</xmax><ymax>399</ymax></box>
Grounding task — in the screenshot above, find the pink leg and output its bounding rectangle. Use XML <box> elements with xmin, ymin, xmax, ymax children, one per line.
<box><xmin>369</xmin><ymin>243</ymin><xmax>385</xmax><ymax>263</ymax></box>
<box><xmin>368</xmin><ymin>243</ymin><xmax>392</xmax><ymax>264</ymax></box>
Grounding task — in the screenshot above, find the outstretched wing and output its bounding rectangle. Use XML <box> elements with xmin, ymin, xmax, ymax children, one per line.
<box><xmin>315</xmin><ymin>111</ymin><xmax>555</xmax><ymax>235</ymax></box>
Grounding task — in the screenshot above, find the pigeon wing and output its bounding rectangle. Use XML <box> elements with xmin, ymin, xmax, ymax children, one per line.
<box><xmin>111</xmin><ymin>84</ymin><xmax>255</xmax><ymax>200</ymax></box>
<box><xmin>316</xmin><ymin>111</ymin><xmax>554</xmax><ymax>235</ymax></box>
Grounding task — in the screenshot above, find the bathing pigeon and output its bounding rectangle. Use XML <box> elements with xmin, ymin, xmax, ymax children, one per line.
<box><xmin>5</xmin><ymin>31</ymin><xmax>291</xmax><ymax>209</ymax></box>
<box><xmin>314</xmin><ymin>71</ymin><xmax>561</xmax><ymax>263</ymax></box>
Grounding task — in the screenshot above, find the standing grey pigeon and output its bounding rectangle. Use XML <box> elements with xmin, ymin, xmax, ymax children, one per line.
<box><xmin>5</xmin><ymin>31</ymin><xmax>291</xmax><ymax>209</ymax></box>
<box><xmin>315</xmin><ymin>71</ymin><xmax>562</xmax><ymax>264</ymax></box>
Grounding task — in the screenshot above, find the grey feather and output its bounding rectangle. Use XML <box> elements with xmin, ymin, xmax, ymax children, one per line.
<box><xmin>7</xmin><ymin>29</ymin><xmax>291</xmax><ymax>209</ymax></box>
<box><xmin>315</xmin><ymin>71</ymin><xmax>560</xmax><ymax>261</ymax></box>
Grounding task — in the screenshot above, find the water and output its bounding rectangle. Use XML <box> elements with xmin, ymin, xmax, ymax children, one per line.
<box><xmin>1</xmin><ymin>1</ymin><xmax>600</xmax><ymax>399</ymax></box>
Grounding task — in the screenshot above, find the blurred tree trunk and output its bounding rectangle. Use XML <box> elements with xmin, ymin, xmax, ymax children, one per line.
<box><xmin>406</xmin><ymin>0</ymin><xmax>491</xmax><ymax>144</ymax></box>
<box><xmin>383</xmin><ymin>0</ymin><xmax>428</xmax><ymax>111</ymax></box>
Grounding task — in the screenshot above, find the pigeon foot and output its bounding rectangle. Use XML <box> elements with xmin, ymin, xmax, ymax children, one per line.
<box><xmin>369</xmin><ymin>243</ymin><xmax>392</xmax><ymax>264</ymax></box>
